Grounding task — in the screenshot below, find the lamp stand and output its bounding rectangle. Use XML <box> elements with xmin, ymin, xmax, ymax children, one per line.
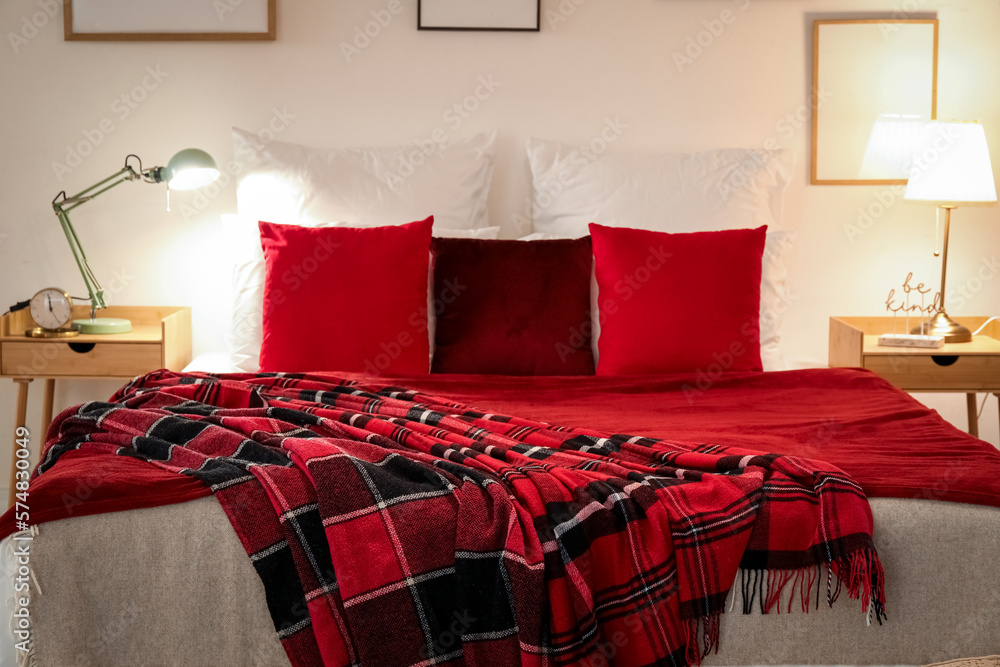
<box><xmin>910</xmin><ymin>206</ymin><xmax>972</xmax><ymax>343</ymax></box>
<box><xmin>74</xmin><ymin>316</ymin><xmax>132</xmax><ymax>334</ymax></box>
<box><xmin>52</xmin><ymin>166</ymin><xmax>140</xmax><ymax>335</ymax></box>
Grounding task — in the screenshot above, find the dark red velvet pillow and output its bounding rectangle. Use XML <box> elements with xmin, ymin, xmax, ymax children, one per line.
<box><xmin>258</xmin><ymin>217</ymin><xmax>433</xmax><ymax>374</ymax></box>
<box><xmin>589</xmin><ymin>223</ymin><xmax>766</xmax><ymax>375</ymax></box>
<box><xmin>431</xmin><ymin>237</ymin><xmax>595</xmax><ymax>375</ymax></box>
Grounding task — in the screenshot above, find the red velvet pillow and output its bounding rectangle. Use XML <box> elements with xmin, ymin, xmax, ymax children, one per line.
<box><xmin>589</xmin><ymin>223</ymin><xmax>766</xmax><ymax>375</ymax></box>
<box><xmin>431</xmin><ymin>237</ymin><xmax>595</xmax><ymax>375</ymax></box>
<box><xmin>258</xmin><ymin>217</ymin><xmax>433</xmax><ymax>374</ymax></box>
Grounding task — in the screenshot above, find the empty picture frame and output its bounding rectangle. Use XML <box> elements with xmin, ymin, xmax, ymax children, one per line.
<box><xmin>65</xmin><ymin>0</ymin><xmax>277</xmax><ymax>41</ymax></box>
<box><xmin>812</xmin><ymin>19</ymin><xmax>938</xmax><ymax>185</ymax></box>
<box><xmin>418</xmin><ymin>0</ymin><xmax>540</xmax><ymax>31</ymax></box>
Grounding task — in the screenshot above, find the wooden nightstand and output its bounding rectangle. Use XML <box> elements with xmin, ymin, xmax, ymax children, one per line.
<box><xmin>830</xmin><ymin>316</ymin><xmax>1000</xmax><ymax>438</ymax></box>
<box><xmin>1</xmin><ymin>306</ymin><xmax>191</xmax><ymax>506</ymax></box>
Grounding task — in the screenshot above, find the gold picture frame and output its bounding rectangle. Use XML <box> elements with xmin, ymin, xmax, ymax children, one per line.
<box><xmin>811</xmin><ymin>19</ymin><xmax>938</xmax><ymax>185</ymax></box>
<box><xmin>64</xmin><ymin>0</ymin><xmax>277</xmax><ymax>42</ymax></box>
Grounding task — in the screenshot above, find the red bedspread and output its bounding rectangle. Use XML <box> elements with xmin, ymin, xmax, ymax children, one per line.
<box><xmin>7</xmin><ymin>369</ymin><xmax>888</xmax><ymax>667</ymax></box>
<box><xmin>356</xmin><ymin>368</ymin><xmax>1000</xmax><ymax>507</ymax></box>
<box><xmin>5</xmin><ymin>367</ymin><xmax>999</xmax><ymax>534</ymax></box>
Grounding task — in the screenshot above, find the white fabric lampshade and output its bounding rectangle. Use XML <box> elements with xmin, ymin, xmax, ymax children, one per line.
<box><xmin>904</xmin><ymin>121</ymin><xmax>997</xmax><ymax>206</ymax></box>
<box><xmin>860</xmin><ymin>114</ymin><xmax>925</xmax><ymax>180</ymax></box>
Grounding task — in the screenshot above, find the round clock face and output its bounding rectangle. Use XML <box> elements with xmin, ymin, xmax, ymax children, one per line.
<box><xmin>29</xmin><ymin>288</ymin><xmax>74</xmax><ymax>331</ymax></box>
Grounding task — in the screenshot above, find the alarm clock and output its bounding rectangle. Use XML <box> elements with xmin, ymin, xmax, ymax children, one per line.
<box><xmin>25</xmin><ymin>288</ymin><xmax>80</xmax><ymax>338</ymax></box>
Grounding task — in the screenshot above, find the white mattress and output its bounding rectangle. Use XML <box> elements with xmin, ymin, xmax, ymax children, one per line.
<box><xmin>182</xmin><ymin>352</ymin><xmax>235</xmax><ymax>374</ymax></box>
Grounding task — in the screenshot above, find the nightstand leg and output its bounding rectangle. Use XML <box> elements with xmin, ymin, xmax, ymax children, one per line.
<box><xmin>41</xmin><ymin>379</ymin><xmax>55</xmax><ymax>440</ymax></box>
<box><xmin>996</xmin><ymin>395</ymin><xmax>1000</xmax><ymax>441</ymax></box>
<box><xmin>9</xmin><ymin>379</ymin><xmax>32</xmax><ymax>509</ymax></box>
<box><xmin>966</xmin><ymin>393</ymin><xmax>980</xmax><ymax>439</ymax></box>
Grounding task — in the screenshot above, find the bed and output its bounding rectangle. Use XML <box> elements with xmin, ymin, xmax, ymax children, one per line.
<box><xmin>6</xmin><ymin>368</ymin><xmax>1000</xmax><ymax>666</ymax></box>
<box><xmin>7</xmin><ymin>130</ymin><xmax>1000</xmax><ymax>666</ymax></box>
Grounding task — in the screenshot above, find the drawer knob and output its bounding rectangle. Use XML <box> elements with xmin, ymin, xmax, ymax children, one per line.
<box><xmin>931</xmin><ymin>355</ymin><xmax>959</xmax><ymax>367</ymax></box>
<box><xmin>68</xmin><ymin>343</ymin><xmax>97</xmax><ymax>354</ymax></box>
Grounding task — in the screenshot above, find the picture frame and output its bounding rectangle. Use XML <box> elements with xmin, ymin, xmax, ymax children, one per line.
<box><xmin>811</xmin><ymin>19</ymin><xmax>938</xmax><ymax>185</ymax></box>
<box><xmin>418</xmin><ymin>0</ymin><xmax>540</xmax><ymax>32</ymax></box>
<box><xmin>64</xmin><ymin>0</ymin><xmax>277</xmax><ymax>42</ymax></box>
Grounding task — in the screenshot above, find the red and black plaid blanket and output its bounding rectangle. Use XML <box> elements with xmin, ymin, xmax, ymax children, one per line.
<box><xmin>36</xmin><ymin>371</ymin><xmax>885</xmax><ymax>667</ymax></box>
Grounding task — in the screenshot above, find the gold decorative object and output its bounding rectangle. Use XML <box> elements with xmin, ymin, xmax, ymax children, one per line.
<box><xmin>885</xmin><ymin>272</ymin><xmax>940</xmax><ymax>334</ymax></box>
<box><xmin>904</xmin><ymin>120</ymin><xmax>997</xmax><ymax>343</ymax></box>
<box><xmin>25</xmin><ymin>327</ymin><xmax>80</xmax><ymax>338</ymax></box>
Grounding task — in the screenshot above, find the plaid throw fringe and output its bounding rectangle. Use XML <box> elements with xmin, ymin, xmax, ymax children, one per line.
<box><xmin>38</xmin><ymin>371</ymin><xmax>886</xmax><ymax>667</ymax></box>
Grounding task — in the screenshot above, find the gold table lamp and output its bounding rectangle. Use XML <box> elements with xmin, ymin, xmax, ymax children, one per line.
<box><xmin>904</xmin><ymin>121</ymin><xmax>997</xmax><ymax>343</ymax></box>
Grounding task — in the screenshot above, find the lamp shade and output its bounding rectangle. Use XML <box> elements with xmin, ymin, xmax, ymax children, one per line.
<box><xmin>904</xmin><ymin>121</ymin><xmax>997</xmax><ymax>206</ymax></box>
<box><xmin>164</xmin><ymin>148</ymin><xmax>220</xmax><ymax>190</ymax></box>
<box><xmin>859</xmin><ymin>114</ymin><xmax>925</xmax><ymax>180</ymax></box>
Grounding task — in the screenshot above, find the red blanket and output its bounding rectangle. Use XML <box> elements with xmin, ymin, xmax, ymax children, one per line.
<box><xmin>350</xmin><ymin>368</ymin><xmax>1000</xmax><ymax>507</ymax></box>
<box><xmin>13</xmin><ymin>368</ymin><xmax>1000</xmax><ymax>532</ymax></box>
<box><xmin>13</xmin><ymin>370</ymin><xmax>885</xmax><ymax>667</ymax></box>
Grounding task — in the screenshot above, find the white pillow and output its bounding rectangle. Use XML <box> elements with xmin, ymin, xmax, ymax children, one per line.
<box><xmin>226</xmin><ymin>129</ymin><xmax>499</xmax><ymax>373</ymax></box>
<box><xmin>433</xmin><ymin>227</ymin><xmax>501</xmax><ymax>239</ymax></box>
<box><xmin>233</xmin><ymin>127</ymin><xmax>497</xmax><ymax>230</ymax></box>
<box><xmin>525</xmin><ymin>139</ymin><xmax>795</xmax><ymax>371</ymax></box>
<box><xmin>527</xmin><ymin>138</ymin><xmax>793</xmax><ymax>236</ymax></box>
<box><xmin>224</xmin><ymin>215</ymin><xmax>500</xmax><ymax>373</ymax></box>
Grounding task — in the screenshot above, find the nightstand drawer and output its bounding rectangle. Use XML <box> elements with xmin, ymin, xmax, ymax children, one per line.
<box><xmin>0</xmin><ymin>342</ymin><xmax>162</xmax><ymax>377</ymax></box>
<box><xmin>864</xmin><ymin>354</ymin><xmax>1000</xmax><ymax>391</ymax></box>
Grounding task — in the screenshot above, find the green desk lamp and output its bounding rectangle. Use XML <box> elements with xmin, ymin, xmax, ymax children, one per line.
<box><xmin>52</xmin><ymin>149</ymin><xmax>220</xmax><ymax>334</ymax></box>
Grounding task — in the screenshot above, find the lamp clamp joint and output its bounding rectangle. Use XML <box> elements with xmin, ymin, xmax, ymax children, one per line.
<box><xmin>56</xmin><ymin>194</ymin><xmax>94</xmax><ymax>208</ymax></box>
<box><xmin>145</xmin><ymin>165</ymin><xmax>167</xmax><ymax>184</ymax></box>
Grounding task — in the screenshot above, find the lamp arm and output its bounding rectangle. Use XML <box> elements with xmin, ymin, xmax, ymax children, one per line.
<box><xmin>56</xmin><ymin>166</ymin><xmax>139</xmax><ymax>211</ymax></box>
<box><xmin>51</xmin><ymin>165</ymin><xmax>142</xmax><ymax>317</ymax></box>
<box><xmin>53</xmin><ymin>207</ymin><xmax>105</xmax><ymax>314</ymax></box>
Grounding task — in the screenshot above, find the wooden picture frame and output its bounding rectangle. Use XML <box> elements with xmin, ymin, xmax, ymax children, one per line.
<box><xmin>811</xmin><ymin>19</ymin><xmax>938</xmax><ymax>185</ymax></box>
<box><xmin>64</xmin><ymin>0</ymin><xmax>277</xmax><ymax>42</ymax></box>
<box><xmin>418</xmin><ymin>0</ymin><xmax>540</xmax><ymax>32</ymax></box>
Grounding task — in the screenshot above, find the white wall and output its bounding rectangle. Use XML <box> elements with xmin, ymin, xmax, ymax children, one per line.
<box><xmin>1</xmin><ymin>0</ymin><xmax>998</xmax><ymax>493</ymax></box>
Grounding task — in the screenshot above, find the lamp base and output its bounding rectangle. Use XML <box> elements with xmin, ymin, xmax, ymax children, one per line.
<box><xmin>909</xmin><ymin>311</ymin><xmax>972</xmax><ymax>343</ymax></box>
<box><xmin>73</xmin><ymin>317</ymin><xmax>132</xmax><ymax>335</ymax></box>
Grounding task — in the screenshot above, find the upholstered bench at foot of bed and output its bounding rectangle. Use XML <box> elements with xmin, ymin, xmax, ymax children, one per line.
<box><xmin>713</xmin><ymin>498</ymin><xmax>1000</xmax><ymax>664</ymax></box>
<box><xmin>25</xmin><ymin>497</ymin><xmax>290</xmax><ymax>667</ymax></box>
<box><xmin>20</xmin><ymin>496</ymin><xmax>1000</xmax><ymax>666</ymax></box>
